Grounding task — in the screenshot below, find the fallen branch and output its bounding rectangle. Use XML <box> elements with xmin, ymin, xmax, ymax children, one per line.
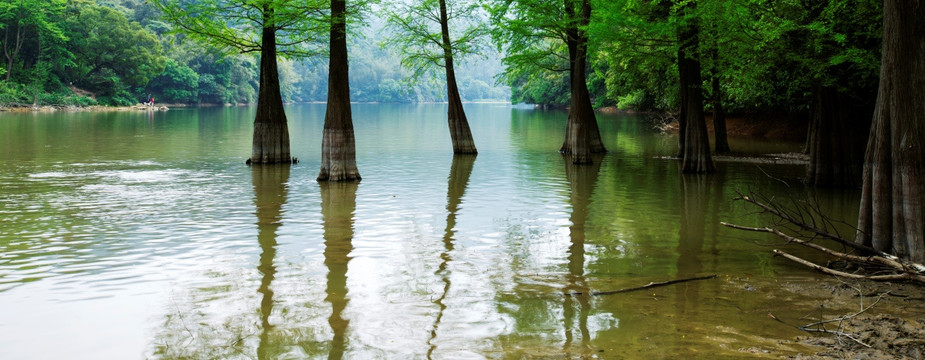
<box><xmin>722</xmin><ymin>223</ymin><xmax>919</xmax><ymax>276</ymax></box>
<box><xmin>733</xmin><ymin>192</ymin><xmax>880</xmax><ymax>255</ymax></box>
<box><xmin>734</xmin><ymin>192</ymin><xmax>844</xmax><ymax>240</ymax></box>
<box><xmin>772</xmin><ymin>250</ymin><xmax>925</xmax><ymax>284</ymax></box>
<box><xmin>723</xmin><ymin>192</ymin><xmax>925</xmax><ymax>285</ymax></box>
<box><xmin>568</xmin><ymin>274</ymin><xmax>717</xmax><ymax>296</ymax></box>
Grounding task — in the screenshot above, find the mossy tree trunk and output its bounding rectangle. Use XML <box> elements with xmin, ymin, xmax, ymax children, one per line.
<box><xmin>677</xmin><ymin>12</ymin><xmax>714</xmax><ymax>174</ymax></box>
<box><xmin>318</xmin><ymin>0</ymin><xmax>360</xmax><ymax>181</ymax></box>
<box><xmin>806</xmin><ymin>85</ymin><xmax>870</xmax><ymax>187</ymax></box>
<box><xmin>439</xmin><ymin>0</ymin><xmax>477</xmax><ymax>154</ymax></box>
<box><xmin>856</xmin><ymin>0</ymin><xmax>925</xmax><ymax>262</ymax></box>
<box><xmin>560</xmin><ymin>0</ymin><xmax>605</xmax><ymax>164</ymax></box>
<box><xmin>249</xmin><ymin>7</ymin><xmax>292</xmax><ymax>165</ymax></box>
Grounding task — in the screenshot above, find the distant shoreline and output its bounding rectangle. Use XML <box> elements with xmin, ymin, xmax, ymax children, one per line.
<box><xmin>0</xmin><ymin>101</ymin><xmax>516</xmax><ymax>113</ymax></box>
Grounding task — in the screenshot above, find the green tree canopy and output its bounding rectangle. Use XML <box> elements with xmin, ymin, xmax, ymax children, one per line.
<box><xmin>62</xmin><ymin>2</ymin><xmax>165</xmax><ymax>103</ymax></box>
<box><xmin>149</xmin><ymin>0</ymin><xmax>328</xmax><ymax>57</ymax></box>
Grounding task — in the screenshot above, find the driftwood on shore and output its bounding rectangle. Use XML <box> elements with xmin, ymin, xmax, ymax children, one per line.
<box><xmin>723</xmin><ymin>192</ymin><xmax>925</xmax><ymax>286</ymax></box>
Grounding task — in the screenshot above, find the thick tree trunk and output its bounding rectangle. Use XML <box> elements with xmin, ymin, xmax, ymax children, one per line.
<box><xmin>318</xmin><ymin>0</ymin><xmax>360</xmax><ymax>181</ymax></box>
<box><xmin>321</xmin><ymin>181</ymin><xmax>357</xmax><ymax>360</ymax></box>
<box><xmin>806</xmin><ymin>85</ymin><xmax>870</xmax><ymax>187</ymax></box>
<box><xmin>560</xmin><ymin>0</ymin><xmax>605</xmax><ymax>164</ymax></box>
<box><xmin>248</xmin><ymin>11</ymin><xmax>292</xmax><ymax>165</ymax></box>
<box><xmin>677</xmin><ymin>15</ymin><xmax>714</xmax><ymax>173</ymax></box>
<box><xmin>856</xmin><ymin>0</ymin><xmax>925</xmax><ymax>262</ymax></box>
<box><xmin>439</xmin><ymin>0</ymin><xmax>477</xmax><ymax>154</ymax></box>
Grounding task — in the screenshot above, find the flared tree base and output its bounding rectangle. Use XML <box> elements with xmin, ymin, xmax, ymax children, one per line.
<box><xmin>317</xmin><ymin>128</ymin><xmax>361</xmax><ymax>182</ymax></box>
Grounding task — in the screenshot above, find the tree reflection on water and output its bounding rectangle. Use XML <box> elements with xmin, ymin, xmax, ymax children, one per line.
<box><xmin>320</xmin><ymin>181</ymin><xmax>358</xmax><ymax>360</ymax></box>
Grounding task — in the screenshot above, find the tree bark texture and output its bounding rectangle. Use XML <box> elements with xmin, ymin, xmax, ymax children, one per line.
<box><xmin>318</xmin><ymin>0</ymin><xmax>360</xmax><ymax>181</ymax></box>
<box><xmin>439</xmin><ymin>0</ymin><xmax>477</xmax><ymax>154</ymax></box>
<box><xmin>677</xmin><ymin>15</ymin><xmax>715</xmax><ymax>173</ymax></box>
<box><xmin>856</xmin><ymin>0</ymin><xmax>925</xmax><ymax>262</ymax></box>
<box><xmin>806</xmin><ymin>85</ymin><xmax>870</xmax><ymax>187</ymax></box>
<box><xmin>249</xmin><ymin>10</ymin><xmax>292</xmax><ymax>165</ymax></box>
<box><xmin>560</xmin><ymin>0</ymin><xmax>605</xmax><ymax>164</ymax></box>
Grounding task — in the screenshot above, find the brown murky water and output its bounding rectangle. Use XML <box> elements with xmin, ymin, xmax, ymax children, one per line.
<box><xmin>0</xmin><ymin>104</ymin><xmax>906</xmax><ymax>359</ymax></box>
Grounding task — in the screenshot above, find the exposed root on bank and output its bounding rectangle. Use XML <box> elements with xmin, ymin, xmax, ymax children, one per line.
<box><xmin>722</xmin><ymin>191</ymin><xmax>925</xmax><ymax>285</ymax></box>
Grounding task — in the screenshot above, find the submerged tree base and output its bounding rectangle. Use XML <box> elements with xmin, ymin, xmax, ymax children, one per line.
<box><xmin>246</xmin><ymin>157</ymin><xmax>298</xmax><ymax>165</ymax></box>
<box><xmin>317</xmin><ymin>128</ymin><xmax>360</xmax><ymax>182</ymax></box>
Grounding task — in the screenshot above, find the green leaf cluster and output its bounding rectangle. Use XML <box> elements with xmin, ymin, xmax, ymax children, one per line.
<box><xmin>489</xmin><ymin>0</ymin><xmax>881</xmax><ymax>113</ymax></box>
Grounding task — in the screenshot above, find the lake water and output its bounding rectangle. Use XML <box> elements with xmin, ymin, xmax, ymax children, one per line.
<box><xmin>0</xmin><ymin>104</ymin><xmax>868</xmax><ymax>358</ymax></box>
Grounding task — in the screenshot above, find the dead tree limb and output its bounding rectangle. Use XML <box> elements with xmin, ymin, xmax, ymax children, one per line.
<box><xmin>773</xmin><ymin>250</ymin><xmax>925</xmax><ymax>284</ymax></box>
<box><xmin>722</xmin><ymin>223</ymin><xmax>917</xmax><ymax>275</ymax></box>
<box><xmin>735</xmin><ymin>192</ymin><xmax>865</xmax><ymax>249</ymax></box>
<box><xmin>568</xmin><ymin>274</ymin><xmax>717</xmax><ymax>296</ymax></box>
<box><xmin>724</xmin><ymin>192</ymin><xmax>925</xmax><ymax>285</ymax></box>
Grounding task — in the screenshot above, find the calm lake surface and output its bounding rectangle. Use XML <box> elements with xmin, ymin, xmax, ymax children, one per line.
<box><xmin>0</xmin><ymin>104</ymin><xmax>866</xmax><ymax>358</ymax></box>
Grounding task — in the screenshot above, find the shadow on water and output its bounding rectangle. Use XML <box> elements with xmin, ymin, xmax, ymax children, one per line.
<box><xmin>251</xmin><ymin>165</ymin><xmax>290</xmax><ymax>360</ymax></box>
<box><xmin>320</xmin><ymin>181</ymin><xmax>358</xmax><ymax>360</ymax></box>
<box><xmin>427</xmin><ymin>154</ymin><xmax>477</xmax><ymax>359</ymax></box>
<box><xmin>562</xmin><ymin>155</ymin><xmax>603</xmax><ymax>356</ymax></box>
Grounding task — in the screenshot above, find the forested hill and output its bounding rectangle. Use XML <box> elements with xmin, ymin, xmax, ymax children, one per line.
<box><xmin>0</xmin><ymin>0</ymin><xmax>509</xmax><ymax>107</ymax></box>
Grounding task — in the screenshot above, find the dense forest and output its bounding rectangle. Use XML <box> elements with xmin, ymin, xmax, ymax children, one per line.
<box><xmin>1</xmin><ymin>0</ymin><xmax>881</xmax><ymax>113</ymax></box>
<box><xmin>0</xmin><ymin>0</ymin><xmax>508</xmax><ymax>106</ymax></box>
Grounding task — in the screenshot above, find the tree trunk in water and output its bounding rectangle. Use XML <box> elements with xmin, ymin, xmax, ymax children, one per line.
<box><xmin>439</xmin><ymin>0</ymin><xmax>476</xmax><ymax>154</ymax></box>
<box><xmin>560</xmin><ymin>0</ymin><xmax>604</xmax><ymax>164</ymax></box>
<box><xmin>856</xmin><ymin>0</ymin><xmax>925</xmax><ymax>262</ymax></box>
<box><xmin>806</xmin><ymin>85</ymin><xmax>870</xmax><ymax>187</ymax></box>
<box><xmin>710</xmin><ymin>76</ymin><xmax>730</xmax><ymax>154</ymax></box>
<box><xmin>318</xmin><ymin>0</ymin><xmax>360</xmax><ymax>181</ymax></box>
<box><xmin>249</xmin><ymin>11</ymin><xmax>292</xmax><ymax>165</ymax></box>
<box><xmin>677</xmin><ymin>14</ymin><xmax>714</xmax><ymax>173</ymax></box>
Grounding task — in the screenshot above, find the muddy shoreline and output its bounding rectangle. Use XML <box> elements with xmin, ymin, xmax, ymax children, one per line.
<box><xmin>780</xmin><ymin>278</ymin><xmax>925</xmax><ymax>359</ymax></box>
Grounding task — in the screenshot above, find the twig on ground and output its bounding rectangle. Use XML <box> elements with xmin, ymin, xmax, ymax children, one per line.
<box><xmin>567</xmin><ymin>274</ymin><xmax>717</xmax><ymax>296</ymax></box>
